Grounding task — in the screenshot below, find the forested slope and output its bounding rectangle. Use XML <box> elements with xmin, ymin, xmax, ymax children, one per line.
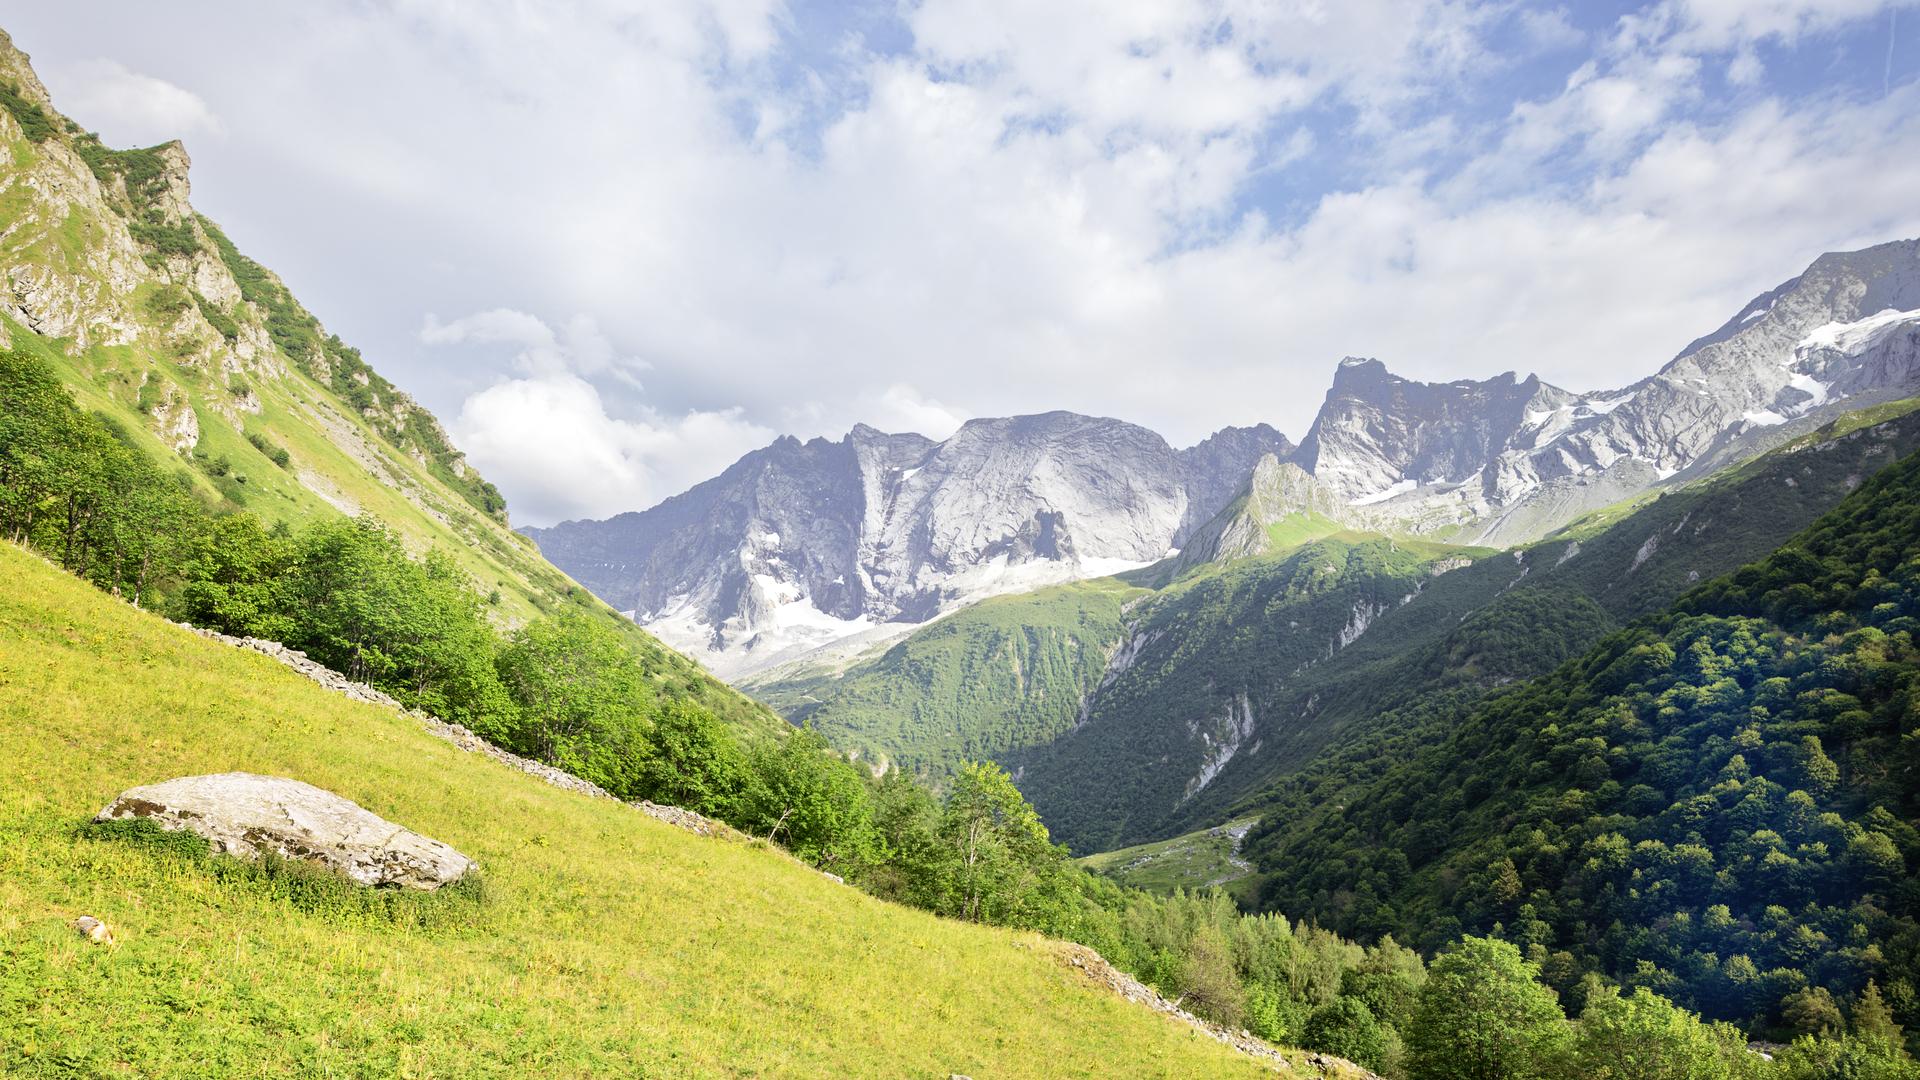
<box><xmin>1167</xmin><ymin>398</ymin><xmax>1920</xmax><ymax>840</ymax></box>
<box><xmin>1245</xmin><ymin>436</ymin><xmax>1920</xmax><ymax>1037</ymax></box>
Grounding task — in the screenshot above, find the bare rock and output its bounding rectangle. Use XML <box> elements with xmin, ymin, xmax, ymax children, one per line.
<box><xmin>71</xmin><ymin>915</ymin><xmax>114</xmax><ymax>945</ymax></box>
<box><xmin>96</xmin><ymin>772</ymin><xmax>474</xmax><ymax>890</ymax></box>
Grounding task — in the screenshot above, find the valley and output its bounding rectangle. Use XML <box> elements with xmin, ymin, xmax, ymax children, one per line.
<box><xmin>5</xmin><ymin>8</ymin><xmax>1920</xmax><ymax>1079</ymax></box>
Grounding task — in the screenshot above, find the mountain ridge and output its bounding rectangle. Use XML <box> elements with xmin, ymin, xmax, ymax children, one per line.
<box><xmin>531</xmin><ymin>239</ymin><xmax>1920</xmax><ymax>683</ymax></box>
<box><xmin>526</xmin><ymin>413</ymin><xmax>1294</xmax><ymax>676</ymax></box>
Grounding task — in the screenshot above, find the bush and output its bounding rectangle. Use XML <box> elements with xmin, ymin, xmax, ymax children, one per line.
<box><xmin>1303</xmin><ymin>996</ymin><xmax>1388</xmax><ymax>1071</ymax></box>
<box><xmin>0</xmin><ymin>80</ymin><xmax>55</xmax><ymax>142</ymax></box>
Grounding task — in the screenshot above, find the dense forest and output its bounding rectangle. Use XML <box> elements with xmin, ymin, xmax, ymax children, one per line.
<box><xmin>1245</xmin><ymin>437</ymin><xmax>1920</xmax><ymax>1055</ymax></box>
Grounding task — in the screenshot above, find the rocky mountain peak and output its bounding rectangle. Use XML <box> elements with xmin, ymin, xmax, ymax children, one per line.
<box><xmin>1295</xmin><ymin>238</ymin><xmax>1920</xmax><ymax>546</ymax></box>
<box><xmin>1170</xmin><ymin>454</ymin><xmax>1353</xmax><ymax>573</ymax></box>
<box><xmin>532</xmin><ymin>240</ymin><xmax>1920</xmax><ymax>680</ymax></box>
<box><xmin>0</xmin><ymin>30</ymin><xmax>55</xmax><ymax>109</ymax></box>
<box><xmin>531</xmin><ymin>411</ymin><xmax>1292</xmax><ymax>676</ymax></box>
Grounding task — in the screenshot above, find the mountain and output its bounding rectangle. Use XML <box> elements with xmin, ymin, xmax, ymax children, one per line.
<box><xmin>526</xmin><ymin>414</ymin><xmax>1293</xmax><ymax>677</ymax></box>
<box><xmin>533</xmin><ymin>241</ymin><xmax>1919</xmax><ymax>690</ymax></box>
<box><xmin>0</xmin><ymin>31</ymin><xmax>776</xmax><ymax>736</ymax></box>
<box><xmin>1166</xmin><ymin>454</ymin><xmax>1356</xmax><ymax>573</ymax></box>
<box><xmin>1237</xmin><ymin>429</ymin><xmax>1920</xmax><ymax>1035</ymax></box>
<box><xmin>1303</xmin><ymin>241</ymin><xmax>1920</xmax><ymax>544</ymax></box>
<box><xmin>768</xmin><ymin>394</ymin><xmax>1920</xmax><ymax>853</ymax></box>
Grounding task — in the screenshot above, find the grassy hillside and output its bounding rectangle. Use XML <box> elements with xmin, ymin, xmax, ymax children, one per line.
<box><xmin>0</xmin><ymin>32</ymin><xmax>776</xmax><ymax>738</ymax></box>
<box><xmin>746</xmin><ymin>577</ymin><xmax>1146</xmax><ymax>776</ymax></box>
<box><xmin>0</xmin><ymin>540</ymin><xmax>1299</xmax><ymax>1079</ymax></box>
<box><xmin>1079</xmin><ymin>818</ymin><xmax>1262</xmax><ymax>906</ymax></box>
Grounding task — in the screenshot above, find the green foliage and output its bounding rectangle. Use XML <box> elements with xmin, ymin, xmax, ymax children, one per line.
<box><xmin>0</xmin><ymin>346</ymin><xmax>199</xmax><ymax>605</ymax></box>
<box><xmin>1304</xmin><ymin>996</ymin><xmax>1389</xmax><ymax>1071</ymax></box>
<box><xmin>1408</xmin><ymin>937</ymin><xmax>1571</xmax><ymax>1080</ymax></box>
<box><xmin>144</xmin><ymin>284</ymin><xmax>192</xmax><ymax>319</ymax></box>
<box><xmin>744</xmin><ymin>726</ymin><xmax>879</xmax><ymax>869</ymax></box>
<box><xmin>170</xmin><ymin>513</ymin><xmax>297</xmax><ymax>640</ymax></box>
<box><xmin>0</xmin><ymin>80</ymin><xmax>54</xmax><ymax>142</ymax></box>
<box><xmin>1573</xmin><ymin>987</ymin><xmax>1746</xmax><ymax>1080</ymax></box>
<box><xmin>633</xmin><ymin>699</ymin><xmax>754</xmax><ymax>818</ymax></box>
<box><xmin>194</xmin><ymin>290</ymin><xmax>241</xmax><ymax>342</ymax></box>
<box><xmin>1774</xmin><ymin>1034</ymin><xmax>1920</xmax><ymax>1080</ymax></box>
<box><xmin>935</xmin><ymin>761</ymin><xmax>1068</xmax><ymax>924</ymax></box>
<box><xmin>244</xmin><ymin>430</ymin><xmax>291</xmax><ymax>469</ymax></box>
<box><xmin>1248</xmin><ymin>444</ymin><xmax>1920</xmax><ymax>1045</ymax></box>
<box><xmin>491</xmin><ymin>609</ymin><xmax>655</xmax><ymax>793</ymax></box>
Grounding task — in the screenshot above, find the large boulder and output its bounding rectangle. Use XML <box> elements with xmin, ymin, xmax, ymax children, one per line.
<box><xmin>95</xmin><ymin>772</ymin><xmax>475</xmax><ymax>890</ymax></box>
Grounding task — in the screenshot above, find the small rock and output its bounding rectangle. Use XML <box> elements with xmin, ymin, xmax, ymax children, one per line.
<box><xmin>71</xmin><ymin>916</ymin><xmax>114</xmax><ymax>945</ymax></box>
<box><xmin>95</xmin><ymin>772</ymin><xmax>475</xmax><ymax>890</ymax></box>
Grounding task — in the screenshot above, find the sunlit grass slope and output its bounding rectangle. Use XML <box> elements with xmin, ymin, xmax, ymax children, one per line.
<box><xmin>1079</xmin><ymin>818</ymin><xmax>1261</xmax><ymax>906</ymax></box>
<box><xmin>0</xmin><ymin>542</ymin><xmax>1275</xmax><ymax>1079</ymax></box>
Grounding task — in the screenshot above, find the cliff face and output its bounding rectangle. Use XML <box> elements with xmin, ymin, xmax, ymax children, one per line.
<box><xmin>527</xmin><ymin>414</ymin><xmax>1293</xmax><ymax>676</ymax></box>
<box><xmin>530</xmin><ymin>240</ymin><xmax>1920</xmax><ymax>680</ymax></box>
<box><xmin>1294</xmin><ymin>241</ymin><xmax>1920</xmax><ymax>543</ymax></box>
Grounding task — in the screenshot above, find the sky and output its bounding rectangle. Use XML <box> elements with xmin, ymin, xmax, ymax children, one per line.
<box><xmin>5</xmin><ymin>1</ymin><xmax>1920</xmax><ymax>526</ymax></box>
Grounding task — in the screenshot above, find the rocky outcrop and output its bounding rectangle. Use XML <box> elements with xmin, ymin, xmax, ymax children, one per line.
<box><xmin>96</xmin><ymin>772</ymin><xmax>476</xmax><ymax>889</ymax></box>
<box><xmin>1172</xmin><ymin>455</ymin><xmax>1351</xmax><ymax>571</ymax></box>
<box><xmin>1054</xmin><ymin>942</ymin><xmax>1381</xmax><ymax>1078</ymax></box>
<box><xmin>180</xmin><ymin>624</ymin><xmax>620</xmax><ymax>800</ymax></box>
<box><xmin>527</xmin><ymin>413</ymin><xmax>1291</xmax><ymax>676</ymax></box>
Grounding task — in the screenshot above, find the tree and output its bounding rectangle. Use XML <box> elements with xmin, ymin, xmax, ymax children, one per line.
<box><xmin>865</xmin><ymin>769</ymin><xmax>945</xmax><ymax>908</ymax></box>
<box><xmin>1178</xmin><ymin>923</ymin><xmax>1247</xmax><ymax>1028</ymax></box>
<box><xmin>635</xmin><ymin>699</ymin><xmax>751</xmax><ymax>818</ymax></box>
<box><xmin>1573</xmin><ymin>986</ymin><xmax>1734</xmax><ymax>1080</ymax></box>
<box><xmin>1342</xmin><ymin>935</ymin><xmax>1426</xmax><ymax>1030</ymax></box>
<box><xmin>1406</xmin><ymin>936</ymin><xmax>1570</xmax><ymax>1080</ymax></box>
<box><xmin>744</xmin><ymin>726</ymin><xmax>876</xmax><ymax>870</ymax></box>
<box><xmin>170</xmin><ymin>513</ymin><xmax>295</xmax><ymax>639</ymax></box>
<box><xmin>1304</xmin><ymin>996</ymin><xmax>1388</xmax><ymax>1072</ymax></box>
<box><xmin>938</xmin><ymin>761</ymin><xmax>1066</xmax><ymax>927</ymax></box>
<box><xmin>494</xmin><ymin>609</ymin><xmax>653</xmax><ymax>793</ymax></box>
<box><xmin>1853</xmin><ymin>981</ymin><xmax>1904</xmax><ymax>1049</ymax></box>
<box><xmin>279</xmin><ymin>517</ymin><xmax>508</xmax><ymax>724</ymax></box>
<box><xmin>1782</xmin><ymin>987</ymin><xmax>1846</xmax><ymax>1039</ymax></box>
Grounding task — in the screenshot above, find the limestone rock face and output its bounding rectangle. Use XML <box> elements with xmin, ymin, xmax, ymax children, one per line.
<box><xmin>1295</xmin><ymin>239</ymin><xmax>1920</xmax><ymax>543</ymax></box>
<box><xmin>96</xmin><ymin>772</ymin><xmax>475</xmax><ymax>890</ymax></box>
<box><xmin>527</xmin><ymin>414</ymin><xmax>1292</xmax><ymax>676</ymax></box>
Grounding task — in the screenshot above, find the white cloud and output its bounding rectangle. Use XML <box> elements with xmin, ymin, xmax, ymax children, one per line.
<box><xmin>43</xmin><ymin>59</ymin><xmax>220</xmax><ymax>146</ymax></box>
<box><xmin>421</xmin><ymin>308</ymin><xmax>644</xmax><ymax>384</ymax></box>
<box><xmin>451</xmin><ymin>373</ymin><xmax>774</xmax><ymax>525</ymax></box>
<box><xmin>427</xmin><ymin>308</ymin><xmax>752</xmax><ymax>523</ymax></box>
<box><xmin>870</xmin><ymin>384</ymin><xmax>969</xmax><ymax>440</ymax></box>
<box><xmin>1667</xmin><ymin>0</ymin><xmax>1918</xmax><ymax>49</ymax></box>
